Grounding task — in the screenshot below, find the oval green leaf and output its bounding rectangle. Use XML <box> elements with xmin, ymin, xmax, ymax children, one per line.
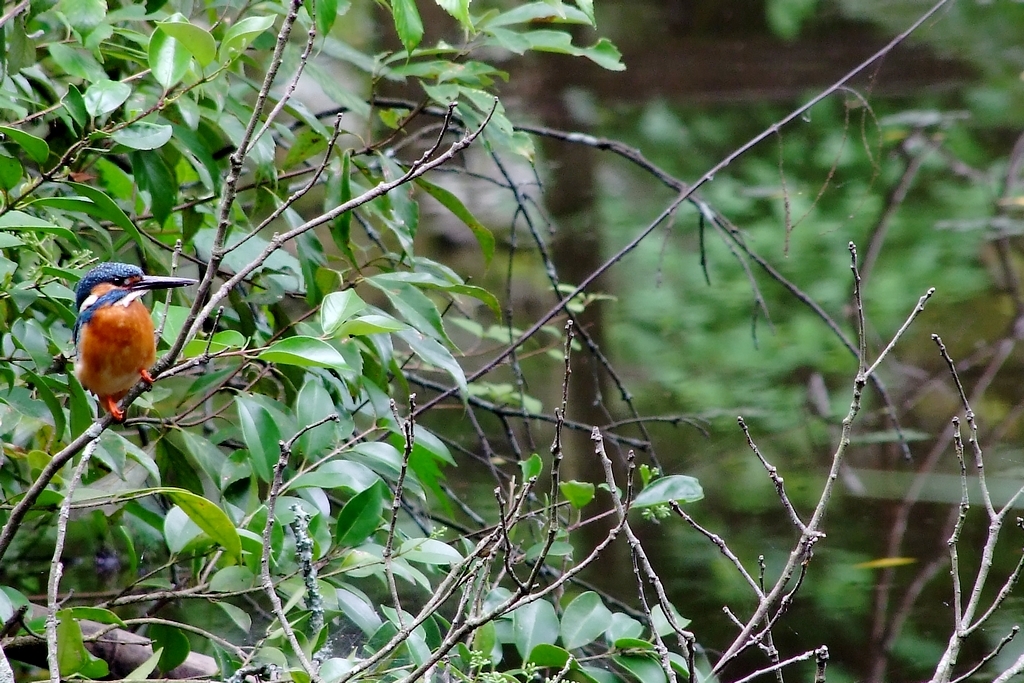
<box><xmin>236</xmin><ymin>395</ymin><xmax>280</xmax><ymax>482</ymax></box>
<box><xmin>111</xmin><ymin>122</ymin><xmax>173</xmax><ymax>150</ymax></box>
<box><xmin>321</xmin><ymin>289</ymin><xmax>367</xmax><ymax>336</ymax></box>
<box><xmin>149</xmin><ymin>623</ymin><xmax>190</xmax><ymax>673</ymax></box>
<box><xmin>149</xmin><ymin>27</ymin><xmax>192</xmax><ymax>89</ymax></box>
<box><xmin>612</xmin><ymin>654</ymin><xmax>666</xmax><ymax>683</ymax></box>
<box><xmin>561</xmin><ymin>592</ymin><xmax>612</xmax><ymax>649</ymax></box>
<box><xmin>259</xmin><ymin>335</ymin><xmax>352</xmax><ymax>372</ymax></box>
<box><xmin>334</xmin><ymin>314</ymin><xmax>408</xmax><ymax>337</ymax></box>
<box><xmin>0</xmin><ymin>155</ymin><xmax>22</xmax><ymax>191</ymax></box>
<box><xmin>529</xmin><ymin>643</ymin><xmax>573</xmax><ymax>668</ymax></box>
<box><xmin>219</xmin><ymin>15</ymin><xmax>276</xmax><ymax>63</ymax></box>
<box><xmin>632</xmin><ymin>475</ymin><xmax>704</xmax><ymax>509</ymax></box>
<box><xmin>512</xmin><ymin>599</ymin><xmax>559</xmax><ymax>658</ymax></box>
<box><xmin>156</xmin><ymin>19</ymin><xmax>216</xmax><ymax>66</ymax></box>
<box><xmin>0</xmin><ymin>126</ymin><xmax>49</xmax><ymax>163</ymax></box>
<box><xmin>165</xmin><ymin>488</ymin><xmax>242</xmax><ymax>562</ymax></box>
<box><xmin>83</xmin><ymin>80</ymin><xmax>131</xmax><ymax>117</ymax></box>
<box><xmin>398</xmin><ymin>538</ymin><xmax>464</xmax><ymax>565</ymax></box>
<box><xmin>335</xmin><ymin>481</ymin><xmax>385</xmax><ymax>546</ymax></box>
<box><xmin>519</xmin><ymin>452</ymin><xmax>542</xmax><ymax>481</ymax></box>
<box><xmin>559</xmin><ymin>480</ymin><xmax>595</xmax><ymax>509</ymax></box>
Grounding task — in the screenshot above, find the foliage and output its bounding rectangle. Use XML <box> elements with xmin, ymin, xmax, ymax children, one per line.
<box><xmin>1</xmin><ymin>0</ymin><xmax>1023</xmax><ymax>682</ymax></box>
<box><xmin>0</xmin><ymin>0</ymin><xmax>702</xmax><ymax>681</ymax></box>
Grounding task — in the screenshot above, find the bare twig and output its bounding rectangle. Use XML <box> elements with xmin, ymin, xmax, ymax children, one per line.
<box><xmin>738</xmin><ymin>417</ymin><xmax>805</xmax><ymax>531</ymax></box>
<box><xmin>730</xmin><ymin>647</ymin><xmax>828</xmax><ymax>683</ymax></box>
<box><xmin>46</xmin><ymin>439</ymin><xmax>100</xmax><ymax>683</ymax></box>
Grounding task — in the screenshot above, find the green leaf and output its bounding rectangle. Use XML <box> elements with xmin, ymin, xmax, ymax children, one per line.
<box><xmin>336</xmin><ymin>589</ymin><xmax>381</xmax><ymax>633</ymax></box>
<box><xmin>650</xmin><ymin>603</ymin><xmax>691</xmax><ymax>637</ymax></box>
<box><xmin>613</xmin><ymin>654</ymin><xmax>666</xmax><ymax>683</ymax></box>
<box><xmin>236</xmin><ymin>395</ymin><xmax>281</xmax><ymax>482</ymax></box>
<box><xmin>296</xmin><ymin>378</ymin><xmax>347</xmax><ymax>457</ymax></box>
<box><xmin>668</xmin><ymin>653</ymin><xmax>692</xmax><ymax>679</ymax></box>
<box><xmin>561</xmin><ymin>592</ymin><xmax>612</xmax><ymax>649</ymax></box>
<box><xmin>57</xmin><ymin>614</ymin><xmax>108</xmax><ymax>678</ymax></box>
<box><xmin>397</xmin><ymin>329</ymin><xmax>467</xmax><ymax>396</ymax></box>
<box><xmin>415</xmin><ymin>178</ymin><xmax>495</xmax><ymax>266</ymax></box>
<box><xmin>492</xmin><ymin>29</ymin><xmax>624</xmax><ymax>71</ymax></box>
<box><xmin>330</xmin><ymin>152</ymin><xmax>357</xmax><ymax>267</ymax></box>
<box><xmin>59</xmin><ymin>0</ymin><xmax>107</xmax><ymax>31</ymax></box>
<box><xmin>0</xmin><ymin>126</ymin><xmax>49</xmax><ymax>163</ymax></box>
<box><xmin>48</xmin><ymin>43</ymin><xmax>107</xmax><ymax>82</ymax></box>
<box><xmin>766</xmin><ymin>0</ymin><xmax>819</xmax><ymax>41</ymax></box>
<box><xmin>165</xmin><ymin>488</ymin><xmax>243</xmax><ymax>561</ymax></box>
<box><xmin>529</xmin><ymin>643</ymin><xmax>573</xmax><ymax>668</ymax></box>
<box><xmin>371</xmin><ymin>270</ymin><xmax>500</xmax><ymax>315</ymax></box>
<box><xmin>289</xmin><ymin>460</ymin><xmax>381</xmax><ymax>493</ymax></box>
<box><xmin>61</xmin><ymin>606</ymin><xmax>127</xmax><ymax>628</ymax></box>
<box><xmin>216</xmin><ymin>601</ymin><xmax>252</xmax><ymax>632</ymax></box>
<box><xmin>163</xmin><ymin>506</ymin><xmax>201</xmax><ymax>553</ymax></box>
<box><xmin>336</xmin><ymin>481</ymin><xmax>385</xmax><ymax>546</ymax></box>
<box><xmin>559</xmin><ymin>480</ymin><xmax>595</xmax><ymax>509</ymax></box>
<box><xmin>512</xmin><ymin>599</ymin><xmax>559</xmax><ymax>659</ymax></box>
<box><xmin>399</xmin><ymin>538</ymin><xmax>463</xmax><ymax>565</ymax></box>
<box><xmin>259</xmin><ymin>336</ymin><xmax>352</xmax><ymax>372</ymax></box>
<box><xmin>606</xmin><ymin>613</ymin><xmax>643</xmax><ymax>642</ymax></box>
<box><xmin>67</xmin><ymin>374</ymin><xmax>92</xmax><ymax>436</ymax></box>
<box><xmin>473</xmin><ymin>620</ymin><xmax>497</xmax><ymax>663</ymax></box>
<box><xmin>612</xmin><ymin>638</ymin><xmax>654</xmax><ymax>651</ymax></box>
<box><xmin>632</xmin><ymin>475</ymin><xmax>703</xmax><ymax>509</ymax></box>
<box><xmin>83</xmin><ymin>79</ymin><xmax>131</xmax><ymax>117</ymax></box>
<box><xmin>335</xmin><ymin>314</ymin><xmax>409</xmax><ymax>337</ymax></box>
<box><xmin>62</xmin><ymin>84</ymin><xmax>88</xmax><ymax>130</ymax></box>
<box><xmin>321</xmin><ymin>289</ymin><xmax>368</xmax><ymax>336</ymax></box>
<box><xmin>130</xmin><ymin>150</ymin><xmax>175</xmax><ymax>224</ymax></box>
<box><xmin>149</xmin><ymin>623</ymin><xmax>191</xmax><ymax>673</ymax></box>
<box><xmin>112</xmin><ymin>122</ymin><xmax>173</xmax><ymax>150</ymax></box>
<box><xmin>183</xmin><ymin>329</ymin><xmax>246</xmax><ymax>357</ymax></box>
<box><xmin>209</xmin><ymin>565</ymin><xmax>255</xmax><ymax>592</ymax></box>
<box><xmin>348</xmin><ymin>442</ymin><xmax>425</xmax><ymax>495</ymax></box>
<box><xmin>171</xmin><ymin>123</ymin><xmax>220</xmax><ymax>191</ymax></box>
<box><xmin>22</xmin><ymin>370</ymin><xmax>65</xmax><ymax>442</ymax></box>
<box><xmin>315</xmin><ymin>0</ymin><xmax>341</xmax><ymax>35</ymax></box>
<box><xmin>483</xmin><ymin>2</ymin><xmax>593</xmax><ymax>27</ymax></box>
<box><xmin>582</xmin><ymin>666</ymin><xmax>624</xmax><ymax>683</ymax></box>
<box><xmin>391</xmin><ymin>0</ymin><xmax>424</xmax><ymax>53</ymax></box>
<box><xmin>219</xmin><ymin>15</ymin><xmax>277</xmax><ymax>63</ymax></box>
<box><xmin>0</xmin><ymin>211</ymin><xmax>77</xmax><ymax>243</ymax></box>
<box><xmin>66</xmin><ymin>181</ymin><xmax>141</xmax><ymax>245</ymax></box>
<box><xmin>574</xmin><ymin>0</ymin><xmax>595</xmax><ymax>24</ymax></box>
<box><xmin>124</xmin><ymin>650</ymin><xmax>161</xmax><ymax>681</ymax></box>
<box><xmin>283</xmin><ymin>129</ymin><xmax>329</xmax><ymax>170</ymax></box>
<box><xmin>148</xmin><ymin>27</ymin><xmax>192</xmax><ymax>90</ymax></box>
<box><xmin>434</xmin><ymin>0</ymin><xmax>472</xmax><ymax>30</ymax></box>
<box><xmin>520</xmin><ymin>452</ymin><xmax>542</xmax><ymax>481</ymax></box>
<box><xmin>157</xmin><ymin>18</ymin><xmax>216</xmax><ymax>67</ymax></box>
<box><xmin>0</xmin><ymin>155</ymin><xmax>22</xmax><ymax>191</ymax></box>
<box><xmin>368</xmin><ymin>276</ymin><xmax>452</xmax><ymax>343</ymax></box>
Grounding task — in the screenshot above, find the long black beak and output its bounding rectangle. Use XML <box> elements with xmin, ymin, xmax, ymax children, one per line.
<box><xmin>129</xmin><ymin>274</ymin><xmax>198</xmax><ymax>291</ymax></box>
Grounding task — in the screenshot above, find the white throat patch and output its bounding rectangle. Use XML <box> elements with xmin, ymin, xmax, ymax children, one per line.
<box><xmin>118</xmin><ymin>291</ymin><xmax>145</xmax><ymax>306</ymax></box>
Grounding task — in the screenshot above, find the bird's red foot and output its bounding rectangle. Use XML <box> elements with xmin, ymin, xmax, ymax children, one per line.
<box><xmin>140</xmin><ymin>368</ymin><xmax>156</xmax><ymax>385</ymax></box>
<box><xmin>103</xmin><ymin>396</ymin><xmax>125</xmax><ymax>422</ymax></box>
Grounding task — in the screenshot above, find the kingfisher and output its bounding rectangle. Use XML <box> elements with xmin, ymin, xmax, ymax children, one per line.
<box><xmin>73</xmin><ymin>262</ymin><xmax>197</xmax><ymax>421</ymax></box>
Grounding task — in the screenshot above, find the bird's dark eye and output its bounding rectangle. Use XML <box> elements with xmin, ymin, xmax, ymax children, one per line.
<box><xmin>112</xmin><ymin>277</ymin><xmax>126</xmax><ymax>285</ymax></box>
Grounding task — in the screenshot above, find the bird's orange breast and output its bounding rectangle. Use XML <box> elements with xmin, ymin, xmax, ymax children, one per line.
<box><xmin>74</xmin><ymin>299</ymin><xmax>157</xmax><ymax>400</ymax></box>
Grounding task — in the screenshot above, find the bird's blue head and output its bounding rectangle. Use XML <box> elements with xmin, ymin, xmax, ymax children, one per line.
<box><xmin>73</xmin><ymin>262</ymin><xmax>197</xmax><ymax>344</ymax></box>
<box><xmin>74</xmin><ymin>262</ymin><xmax>145</xmax><ymax>313</ymax></box>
